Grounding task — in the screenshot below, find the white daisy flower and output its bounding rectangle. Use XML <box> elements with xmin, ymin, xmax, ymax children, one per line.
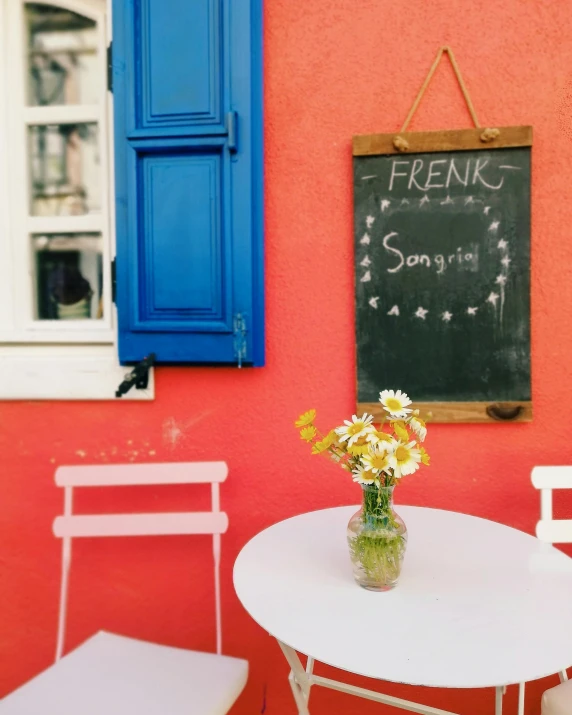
<box><xmin>361</xmin><ymin>444</ymin><xmax>392</xmax><ymax>475</ymax></box>
<box><xmin>388</xmin><ymin>441</ymin><xmax>422</xmax><ymax>479</ymax></box>
<box><xmin>335</xmin><ymin>413</ymin><xmax>374</xmax><ymax>447</ymax></box>
<box><xmin>409</xmin><ymin>416</ymin><xmax>427</xmax><ymax>442</ymax></box>
<box><xmin>379</xmin><ymin>389</ymin><xmax>413</xmax><ymax>418</ymax></box>
<box><xmin>351</xmin><ymin>464</ymin><xmax>377</xmax><ymax>485</ymax></box>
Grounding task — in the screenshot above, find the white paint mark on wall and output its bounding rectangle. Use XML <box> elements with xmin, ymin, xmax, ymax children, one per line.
<box><xmin>467</xmin><ymin>307</ymin><xmax>478</xmax><ymax>316</ymax></box>
<box><xmin>360</xmin><ymin>271</ymin><xmax>371</xmax><ymax>282</ymax></box>
<box><xmin>420</xmin><ymin>195</ymin><xmax>430</xmax><ymax>206</ymax></box>
<box><xmin>360</xmin><ymin>233</ymin><xmax>371</xmax><ymax>245</ymax></box>
<box><xmin>484</xmin><ymin>206</ymin><xmax>491</xmax><ymax>215</ymax></box>
<box><xmin>380</xmin><ymin>199</ymin><xmax>391</xmax><ymax>212</ymax></box>
<box><xmin>489</xmin><ymin>220</ymin><xmax>500</xmax><ymax>232</ymax></box>
<box><xmin>441</xmin><ymin>311</ymin><xmax>453</xmax><ymax>322</ymax></box>
<box><xmin>366</xmin><ymin>215</ymin><xmax>375</xmax><ymax>228</ymax></box>
<box><xmin>415</xmin><ymin>307</ymin><xmax>428</xmax><ymax>319</ymax></box>
<box><xmin>387</xmin><ymin>305</ymin><xmax>400</xmax><ymax>316</ymax></box>
<box><xmin>487</xmin><ymin>292</ymin><xmax>499</xmax><ymax>307</ymax></box>
<box><xmin>362</xmin><ymin>175</ymin><xmax>377</xmax><ymax>181</ymax></box>
<box><xmin>498</xmin><ymin>239</ymin><xmax>508</xmax><ymax>249</ymax></box>
<box><xmin>369</xmin><ymin>296</ymin><xmax>379</xmax><ymax>309</ymax></box>
<box><xmin>360</xmin><ymin>255</ymin><xmax>371</xmax><ymax>267</ymax></box>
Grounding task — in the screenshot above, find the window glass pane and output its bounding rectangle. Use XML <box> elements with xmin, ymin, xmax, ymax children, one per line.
<box><xmin>32</xmin><ymin>232</ymin><xmax>103</xmax><ymax>320</ymax></box>
<box><xmin>29</xmin><ymin>123</ymin><xmax>100</xmax><ymax>216</ymax></box>
<box><xmin>26</xmin><ymin>3</ymin><xmax>98</xmax><ymax>106</ymax></box>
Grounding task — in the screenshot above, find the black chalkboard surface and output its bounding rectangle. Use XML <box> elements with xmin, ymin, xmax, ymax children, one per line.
<box><xmin>353</xmin><ymin>127</ymin><xmax>532</xmax><ymax>423</ymax></box>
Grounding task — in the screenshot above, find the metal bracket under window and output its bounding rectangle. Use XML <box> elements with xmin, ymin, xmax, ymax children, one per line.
<box><xmin>115</xmin><ymin>353</ymin><xmax>155</xmax><ymax>398</ymax></box>
<box><xmin>233</xmin><ymin>313</ymin><xmax>247</xmax><ymax>368</ymax></box>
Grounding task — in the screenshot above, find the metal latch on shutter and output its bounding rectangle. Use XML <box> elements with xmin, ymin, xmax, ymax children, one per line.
<box><xmin>115</xmin><ymin>353</ymin><xmax>156</xmax><ymax>397</ymax></box>
<box><xmin>233</xmin><ymin>313</ymin><xmax>247</xmax><ymax>367</ymax></box>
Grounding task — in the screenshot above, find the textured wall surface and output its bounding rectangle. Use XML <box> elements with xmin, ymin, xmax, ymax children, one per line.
<box><xmin>2</xmin><ymin>0</ymin><xmax>572</xmax><ymax>713</ymax></box>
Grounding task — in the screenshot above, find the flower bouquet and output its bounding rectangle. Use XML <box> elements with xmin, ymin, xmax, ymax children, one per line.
<box><xmin>295</xmin><ymin>390</ymin><xmax>429</xmax><ymax>591</ymax></box>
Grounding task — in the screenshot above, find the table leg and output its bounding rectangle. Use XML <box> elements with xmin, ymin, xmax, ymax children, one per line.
<box><xmin>495</xmin><ymin>686</ymin><xmax>503</xmax><ymax>715</ymax></box>
<box><xmin>517</xmin><ymin>683</ymin><xmax>525</xmax><ymax>715</ymax></box>
<box><xmin>278</xmin><ymin>640</ymin><xmax>312</xmax><ymax>715</ymax></box>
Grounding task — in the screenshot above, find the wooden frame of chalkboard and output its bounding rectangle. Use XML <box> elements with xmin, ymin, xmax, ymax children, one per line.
<box><xmin>353</xmin><ymin>126</ymin><xmax>532</xmax><ymax>423</ymax></box>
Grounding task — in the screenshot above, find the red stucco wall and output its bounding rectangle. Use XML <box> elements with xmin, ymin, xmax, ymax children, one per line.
<box><xmin>2</xmin><ymin>1</ymin><xmax>572</xmax><ymax>712</ymax></box>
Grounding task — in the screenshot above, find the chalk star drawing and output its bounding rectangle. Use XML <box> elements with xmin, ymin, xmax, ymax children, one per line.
<box><xmin>497</xmin><ymin>239</ymin><xmax>508</xmax><ymax>250</ymax></box>
<box><xmin>489</xmin><ymin>220</ymin><xmax>500</xmax><ymax>232</ymax></box>
<box><xmin>487</xmin><ymin>292</ymin><xmax>500</xmax><ymax>306</ymax></box>
<box><xmin>387</xmin><ymin>305</ymin><xmax>400</xmax><ymax>316</ymax></box>
<box><xmin>467</xmin><ymin>307</ymin><xmax>478</xmax><ymax>316</ymax></box>
<box><xmin>500</xmin><ymin>256</ymin><xmax>511</xmax><ymax>267</ymax></box>
<box><xmin>415</xmin><ymin>307</ymin><xmax>428</xmax><ymax>320</ymax></box>
<box><xmin>495</xmin><ymin>275</ymin><xmax>507</xmax><ymax>286</ymax></box>
<box><xmin>381</xmin><ymin>199</ymin><xmax>391</xmax><ymax>212</ymax></box>
<box><xmin>360</xmin><ymin>271</ymin><xmax>371</xmax><ymax>282</ymax></box>
<box><xmin>369</xmin><ymin>297</ymin><xmax>379</xmax><ymax>309</ymax></box>
<box><xmin>360</xmin><ymin>255</ymin><xmax>371</xmax><ymax>267</ymax></box>
<box><xmin>360</xmin><ymin>233</ymin><xmax>371</xmax><ymax>245</ymax></box>
<box><xmin>441</xmin><ymin>195</ymin><xmax>454</xmax><ymax>205</ymax></box>
<box><xmin>442</xmin><ymin>311</ymin><xmax>453</xmax><ymax>322</ymax></box>
<box><xmin>366</xmin><ymin>215</ymin><xmax>375</xmax><ymax>228</ymax></box>
<box><xmin>464</xmin><ymin>196</ymin><xmax>474</xmax><ymax>205</ymax></box>
<box><xmin>420</xmin><ymin>195</ymin><xmax>430</xmax><ymax>206</ymax></box>
<box><xmin>484</xmin><ymin>206</ymin><xmax>491</xmax><ymax>215</ymax></box>
<box><xmin>401</xmin><ymin>198</ymin><xmax>410</xmax><ymax>205</ymax></box>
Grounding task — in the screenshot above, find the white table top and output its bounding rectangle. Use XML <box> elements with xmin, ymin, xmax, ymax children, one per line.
<box><xmin>233</xmin><ymin>506</ymin><xmax>572</xmax><ymax>689</ymax></box>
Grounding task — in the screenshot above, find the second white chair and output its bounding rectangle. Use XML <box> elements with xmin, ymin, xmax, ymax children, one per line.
<box><xmin>532</xmin><ymin>466</ymin><xmax>572</xmax><ymax>715</ymax></box>
<box><xmin>0</xmin><ymin>461</ymin><xmax>248</xmax><ymax>715</ymax></box>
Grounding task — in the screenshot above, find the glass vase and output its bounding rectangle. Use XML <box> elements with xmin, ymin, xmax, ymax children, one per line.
<box><xmin>347</xmin><ymin>484</ymin><xmax>408</xmax><ymax>591</ymax></box>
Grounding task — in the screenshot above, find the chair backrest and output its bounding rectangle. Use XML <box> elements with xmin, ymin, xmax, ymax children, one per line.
<box><xmin>531</xmin><ymin>466</ymin><xmax>572</xmax><ymax>544</ymax></box>
<box><xmin>53</xmin><ymin>462</ymin><xmax>229</xmax><ymax>663</ymax></box>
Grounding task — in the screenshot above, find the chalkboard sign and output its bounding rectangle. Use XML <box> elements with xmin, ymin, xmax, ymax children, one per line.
<box><xmin>353</xmin><ymin>127</ymin><xmax>532</xmax><ymax>423</ymax></box>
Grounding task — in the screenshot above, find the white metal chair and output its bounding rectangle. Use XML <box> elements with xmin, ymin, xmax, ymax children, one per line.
<box><xmin>0</xmin><ymin>461</ymin><xmax>248</xmax><ymax>715</ymax></box>
<box><xmin>532</xmin><ymin>466</ymin><xmax>572</xmax><ymax>715</ymax></box>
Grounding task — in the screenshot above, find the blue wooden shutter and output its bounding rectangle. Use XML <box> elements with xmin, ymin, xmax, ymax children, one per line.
<box><xmin>112</xmin><ymin>0</ymin><xmax>263</xmax><ymax>365</ymax></box>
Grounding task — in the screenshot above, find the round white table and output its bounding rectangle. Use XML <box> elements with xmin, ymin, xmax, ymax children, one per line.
<box><xmin>233</xmin><ymin>506</ymin><xmax>572</xmax><ymax>715</ymax></box>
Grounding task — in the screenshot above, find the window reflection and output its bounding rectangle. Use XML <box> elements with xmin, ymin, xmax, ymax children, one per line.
<box><xmin>33</xmin><ymin>233</ymin><xmax>103</xmax><ymax>320</ymax></box>
<box><xmin>29</xmin><ymin>123</ymin><xmax>100</xmax><ymax>216</ymax></box>
<box><xmin>26</xmin><ymin>3</ymin><xmax>98</xmax><ymax>106</ymax></box>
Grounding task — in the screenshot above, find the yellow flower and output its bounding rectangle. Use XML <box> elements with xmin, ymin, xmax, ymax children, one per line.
<box><xmin>351</xmin><ymin>464</ymin><xmax>377</xmax><ymax>485</ymax></box>
<box><xmin>312</xmin><ymin>429</ymin><xmax>338</xmax><ymax>454</ymax></box>
<box><xmin>361</xmin><ymin>444</ymin><xmax>392</xmax><ymax>475</ymax></box>
<box><xmin>348</xmin><ymin>441</ymin><xmax>370</xmax><ymax>457</ymax></box>
<box><xmin>391</xmin><ymin>420</ymin><xmax>410</xmax><ymax>443</ymax></box>
<box><xmin>366</xmin><ymin>429</ymin><xmax>393</xmax><ymax>445</ymax></box>
<box><xmin>379</xmin><ymin>389</ymin><xmax>412</xmax><ymax>418</ymax></box>
<box><xmin>419</xmin><ymin>446</ymin><xmax>430</xmax><ymax>465</ymax></box>
<box><xmin>388</xmin><ymin>441</ymin><xmax>421</xmax><ymax>479</ymax></box>
<box><xmin>300</xmin><ymin>425</ymin><xmax>317</xmax><ymax>442</ymax></box>
<box><xmin>295</xmin><ymin>409</ymin><xmax>316</xmax><ymax>428</ymax></box>
<box><xmin>409</xmin><ymin>416</ymin><xmax>427</xmax><ymax>442</ymax></box>
<box><xmin>335</xmin><ymin>413</ymin><xmax>374</xmax><ymax>447</ymax></box>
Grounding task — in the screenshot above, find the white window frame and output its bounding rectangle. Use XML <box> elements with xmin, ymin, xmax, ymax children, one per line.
<box><xmin>0</xmin><ymin>0</ymin><xmax>154</xmax><ymax>399</ymax></box>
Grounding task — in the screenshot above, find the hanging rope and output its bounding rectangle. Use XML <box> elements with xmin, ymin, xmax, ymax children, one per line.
<box><xmin>393</xmin><ymin>46</ymin><xmax>498</xmax><ymax>151</ymax></box>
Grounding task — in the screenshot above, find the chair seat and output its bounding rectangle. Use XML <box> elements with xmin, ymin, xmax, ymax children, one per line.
<box><xmin>542</xmin><ymin>678</ymin><xmax>572</xmax><ymax>715</ymax></box>
<box><xmin>0</xmin><ymin>631</ymin><xmax>248</xmax><ymax>715</ymax></box>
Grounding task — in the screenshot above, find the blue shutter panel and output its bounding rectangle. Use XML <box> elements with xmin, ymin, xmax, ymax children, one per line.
<box><xmin>112</xmin><ymin>0</ymin><xmax>263</xmax><ymax>365</ymax></box>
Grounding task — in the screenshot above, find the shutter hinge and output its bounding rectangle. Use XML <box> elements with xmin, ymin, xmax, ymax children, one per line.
<box><xmin>233</xmin><ymin>313</ymin><xmax>247</xmax><ymax>367</ymax></box>
<box><xmin>226</xmin><ymin>111</ymin><xmax>238</xmax><ymax>153</ymax></box>
<box><xmin>115</xmin><ymin>353</ymin><xmax>156</xmax><ymax>398</ymax></box>
<box><xmin>107</xmin><ymin>41</ymin><xmax>113</xmax><ymax>93</ymax></box>
<box><xmin>111</xmin><ymin>257</ymin><xmax>117</xmax><ymax>304</ymax></box>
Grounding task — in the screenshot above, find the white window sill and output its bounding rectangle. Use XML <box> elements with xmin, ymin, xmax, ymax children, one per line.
<box><xmin>0</xmin><ymin>345</ymin><xmax>154</xmax><ymax>400</ymax></box>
